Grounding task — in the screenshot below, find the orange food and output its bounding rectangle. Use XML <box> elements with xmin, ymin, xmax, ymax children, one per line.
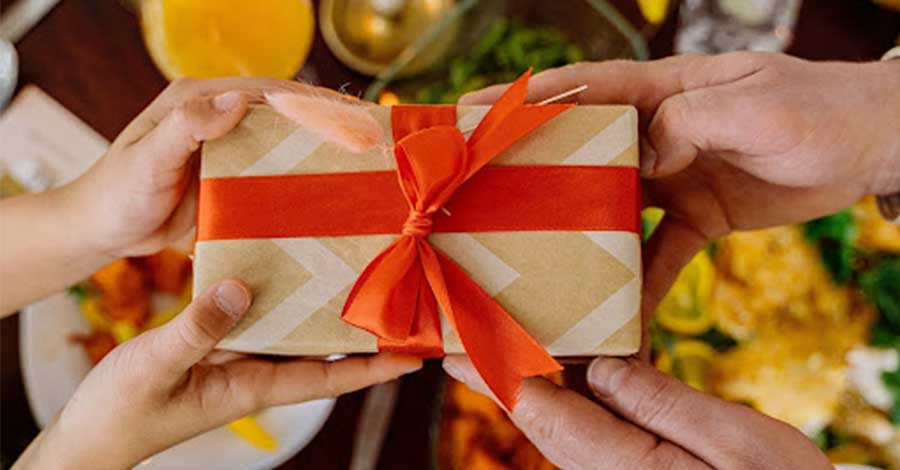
<box><xmin>140</xmin><ymin>248</ymin><xmax>192</xmax><ymax>294</ymax></box>
<box><xmin>441</xmin><ymin>376</ymin><xmax>559</xmax><ymax>469</ymax></box>
<box><xmin>89</xmin><ymin>259</ymin><xmax>151</xmax><ymax>326</ymax></box>
<box><xmin>71</xmin><ymin>331</ymin><xmax>117</xmax><ymax>364</ymax></box>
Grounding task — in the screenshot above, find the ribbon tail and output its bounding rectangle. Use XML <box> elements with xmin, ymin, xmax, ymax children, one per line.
<box><xmin>377</xmin><ymin>271</ymin><xmax>444</xmax><ymax>358</ymax></box>
<box><xmin>419</xmin><ymin>245</ymin><xmax>561</xmax><ymax>411</ymax></box>
<box><xmin>342</xmin><ymin>237</ymin><xmax>421</xmax><ymax>341</ymax></box>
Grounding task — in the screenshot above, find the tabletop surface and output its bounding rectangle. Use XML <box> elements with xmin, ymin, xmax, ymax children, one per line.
<box><xmin>1</xmin><ymin>1</ymin><xmax>898</xmax><ymax>468</ymax></box>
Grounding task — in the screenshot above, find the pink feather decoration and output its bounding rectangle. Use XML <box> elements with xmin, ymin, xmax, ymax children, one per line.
<box><xmin>265</xmin><ymin>90</ymin><xmax>383</xmax><ymax>154</ymax></box>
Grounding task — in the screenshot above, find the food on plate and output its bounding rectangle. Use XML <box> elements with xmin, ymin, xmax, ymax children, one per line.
<box><xmin>650</xmin><ymin>198</ymin><xmax>900</xmax><ymax>469</ymax></box>
<box><xmin>655</xmin><ymin>339</ymin><xmax>715</xmax><ymax>392</ymax></box>
<box><xmin>69</xmin><ymin>249</ymin><xmax>276</xmax><ymax>451</ymax></box>
<box><xmin>227</xmin><ymin>416</ymin><xmax>278</xmax><ymax>452</ymax></box>
<box><xmin>654</xmin><ymin>252</ymin><xmax>715</xmax><ymax>336</ymax></box>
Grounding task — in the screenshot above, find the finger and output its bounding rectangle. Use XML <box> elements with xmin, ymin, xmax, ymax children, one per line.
<box><xmin>587</xmin><ymin>357</ymin><xmax>832</xmax><ymax>470</ymax></box>
<box><xmin>147</xmin><ymin>279</ymin><xmax>252</xmax><ymax>377</ymax></box>
<box><xmin>200</xmin><ymin>350</ymin><xmax>247</xmax><ymax>365</ymax></box>
<box><xmin>461</xmin><ymin>53</ymin><xmax>766</xmax><ymax>112</ymax></box>
<box><xmin>117</xmin><ymin>76</ymin><xmax>291</xmax><ymax>145</ymax></box>
<box><xmin>224</xmin><ymin>353</ymin><xmax>422</xmax><ymax>411</ymax></box>
<box><xmin>128</xmin><ymin>91</ymin><xmax>248</xmax><ymax>176</ymax></box>
<box><xmin>443</xmin><ymin>356</ymin><xmax>710</xmax><ymax>470</ymax></box>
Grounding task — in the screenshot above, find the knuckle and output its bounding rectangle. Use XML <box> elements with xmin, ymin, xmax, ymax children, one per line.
<box><xmin>637</xmin><ymin>441</ymin><xmax>681</xmax><ymax>470</ymax></box>
<box><xmin>650</xmin><ymin>95</ymin><xmax>690</xmax><ymax>140</ymax></box>
<box><xmin>625</xmin><ymin>370</ymin><xmax>680</xmax><ymax>429</ymax></box>
<box><xmin>318</xmin><ymin>362</ymin><xmax>341</xmax><ymax>398</ymax></box>
<box><xmin>722</xmin><ymin>50</ymin><xmax>772</xmax><ymax>69</ymax></box>
<box><xmin>177</xmin><ymin>310</ymin><xmax>219</xmax><ymax>352</ymax></box>
<box><xmin>515</xmin><ymin>387</ymin><xmax>569</xmax><ymax>445</ymax></box>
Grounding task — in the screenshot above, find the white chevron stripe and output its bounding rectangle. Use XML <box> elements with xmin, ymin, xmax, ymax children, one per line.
<box><xmin>582</xmin><ymin>231</ymin><xmax>641</xmax><ymax>269</ymax></box>
<box><xmin>225</xmin><ymin>238</ymin><xmax>357</xmax><ymax>350</ymax></box>
<box><xmin>546</xmin><ymin>231</ymin><xmax>641</xmax><ymax>354</ymax></box>
<box><xmin>240</xmin><ymin>128</ymin><xmax>324</xmax><ymax>176</ymax></box>
<box><xmin>547</xmin><ymin>276</ymin><xmax>640</xmax><ymax>355</ymax></box>
<box><xmin>562</xmin><ymin>109</ymin><xmax>636</xmax><ymax>166</ymax></box>
<box><xmin>430</xmin><ymin>233</ymin><xmax>519</xmax><ymax>296</ymax></box>
<box><xmin>431</xmin><ymin>233</ymin><xmax>519</xmax><ymax>348</ymax></box>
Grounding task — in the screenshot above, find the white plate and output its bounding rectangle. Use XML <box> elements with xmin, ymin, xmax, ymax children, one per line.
<box><xmin>20</xmin><ymin>292</ymin><xmax>335</xmax><ymax>470</ymax></box>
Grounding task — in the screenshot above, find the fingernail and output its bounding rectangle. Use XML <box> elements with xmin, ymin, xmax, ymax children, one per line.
<box><xmin>587</xmin><ymin>357</ymin><xmax>630</xmax><ymax>396</ymax></box>
<box><xmin>215</xmin><ymin>280</ymin><xmax>251</xmax><ymax>318</ymax></box>
<box><xmin>639</xmin><ymin>136</ymin><xmax>658</xmax><ymax>177</ymax></box>
<box><xmin>213</xmin><ymin>91</ymin><xmax>242</xmax><ymax>112</ymax></box>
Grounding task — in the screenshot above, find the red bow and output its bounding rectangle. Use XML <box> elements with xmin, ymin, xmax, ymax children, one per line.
<box><xmin>341</xmin><ymin>71</ymin><xmax>567</xmax><ymax>410</ymax></box>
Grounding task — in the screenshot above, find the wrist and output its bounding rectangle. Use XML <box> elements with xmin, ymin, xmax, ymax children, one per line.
<box><xmin>55</xmin><ymin>168</ymin><xmax>121</xmax><ymax>263</ymax></box>
<box><xmin>865</xmin><ymin>59</ymin><xmax>900</xmax><ymax>195</ymax></box>
<box><xmin>35</xmin><ymin>415</ymin><xmax>144</xmax><ymax>470</ymax></box>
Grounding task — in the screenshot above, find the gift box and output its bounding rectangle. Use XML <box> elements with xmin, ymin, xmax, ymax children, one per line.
<box><xmin>194</xmin><ymin>75</ymin><xmax>641</xmax><ymax>408</ymax></box>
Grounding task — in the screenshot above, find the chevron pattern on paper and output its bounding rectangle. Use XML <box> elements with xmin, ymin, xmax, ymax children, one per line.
<box><xmin>198</xmin><ymin>104</ymin><xmax>641</xmax><ymax>356</ymax></box>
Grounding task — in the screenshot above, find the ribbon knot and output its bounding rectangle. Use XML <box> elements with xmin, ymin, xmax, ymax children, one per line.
<box><xmin>341</xmin><ymin>70</ymin><xmax>569</xmax><ymax>411</ymax></box>
<box><xmin>401</xmin><ymin>210</ymin><xmax>433</xmax><ymax>237</ymax></box>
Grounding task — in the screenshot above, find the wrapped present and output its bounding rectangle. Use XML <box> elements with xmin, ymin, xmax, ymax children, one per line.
<box><xmin>194</xmin><ymin>73</ymin><xmax>641</xmax><ymax>409</ymax></box>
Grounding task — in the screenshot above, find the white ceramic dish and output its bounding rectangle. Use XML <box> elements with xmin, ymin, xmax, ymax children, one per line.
<box><xmin>20</xmin><ymin>291</ymin><xmax>335</xmax><ymax>470</ymax></box>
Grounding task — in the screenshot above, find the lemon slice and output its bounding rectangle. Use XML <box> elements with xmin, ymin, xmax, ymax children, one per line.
<box><xmin>655</xmin><ymin>251</ymin><xmax>716</xmax><ymax>336</ymax></box>
<box><xmin>655</xmin><ymin>339</ymin><xmax>716</xmax><ymax>391</ymax></box>
<box><xmin>228</xmin><ymin>416</ymin><xmax>278</xmax><ymax>451</ymax></box>
<box><xmin>140</xmin><ymin>0</ymin><xmax>315</xmax><ymax>80</ymax></box>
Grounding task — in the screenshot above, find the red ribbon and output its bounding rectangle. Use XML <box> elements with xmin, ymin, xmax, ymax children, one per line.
<box><xmin>197</xmin><ymin>71</ymin><xmax>641</xmax><ymax>410</ymax></box>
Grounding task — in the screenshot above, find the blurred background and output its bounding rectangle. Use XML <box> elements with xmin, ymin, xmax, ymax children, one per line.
<box><xmin>1</xmin><ymin>0</ymin><xmax>899</xmax><ymax>469</ymax></box>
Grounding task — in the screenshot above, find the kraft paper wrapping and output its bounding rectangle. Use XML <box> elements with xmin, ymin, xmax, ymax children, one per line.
<box><xmin>195</xmin><ymin>104</ymin><xmax>642</xmax><ymax>356</ymax></box>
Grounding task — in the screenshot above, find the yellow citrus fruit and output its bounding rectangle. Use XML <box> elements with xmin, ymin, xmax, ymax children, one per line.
<box><xmin>655</xmin><ymin>251</ymin><xmax>716</xmax><ymax>335</ymax></box>
<box><xmin>140</xmin><ymin>0</ymin><xmax>315</xmax><ymax>80</ymax></box>
<box><xmin>228</xmin><ymin>416</ymin><xmax>278</xmax><ymax>451</ymax></box>
<box><xmin>637</xmin><ymin>0</ymin><xmax>670</xmax><ymax>25</ymax></box>
<box><xmin>655</xmin><ymin>339</ymin><xmax>715</xmax><ymax>391</ymax></box>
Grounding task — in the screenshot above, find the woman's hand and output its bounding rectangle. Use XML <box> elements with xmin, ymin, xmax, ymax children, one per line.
<box><xmin>462</xmin><ymin>52</ymin><xmax>900</xmax><ymax>329</ymax></box>
<box><xmin>16</xmin><ymin>280</ymin><xmax>422</xmax><ymax>470</ymax></box>
<box><xmin>73</xmin><ymin>78</ymin><xmax>253</xmax><ymax>258</ymax></box>
<box><xmin>444</xmin><ymin>356</ymin><xmax>831</xmax><ymax>470</ymax></box>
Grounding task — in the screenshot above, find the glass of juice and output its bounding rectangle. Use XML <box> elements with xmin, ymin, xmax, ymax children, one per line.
<box><xmin>138</xmin><ymin>0</ymin><xmax>315</xmax><ymax>80</ymax></box>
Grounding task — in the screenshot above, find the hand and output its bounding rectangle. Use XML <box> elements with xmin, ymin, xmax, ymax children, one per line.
<box><xmin>69</xmin><ymin>76</ymin><xmax>313</xmax><ymax>258</ymax></box>
<box><xmin>18</xmin><ymin>280</ymin><xmax>422</xmax><ymax>470</ymax></box>
<box><xmin>461</xmin><ymin>52</ymin><xmax>900</xmax><ymax>334</ymax></box>
<box><xmin>443</xmin><ymin>356</ymin><xmax>831</xmax><ymax>470</ymax></box>
<box><xmin>1</xmin><ymin>77</ymin><xmax>294</xmax><ymax>314</ymax></box>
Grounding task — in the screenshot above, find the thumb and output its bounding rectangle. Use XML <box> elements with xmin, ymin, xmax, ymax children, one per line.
<box><xmin>128</xmin><ymin>91</ymin><xmax>248</xmax><ymax>173</ymax></box>
<box><xmin>586</xmin><ymin>357</ymin><xmax>830</xmax><ymax>469</ymax></box>
<box><xmin>148</xmin><ymin>279</ymin><xmax>252</xmax><ymax>379</ymax></box>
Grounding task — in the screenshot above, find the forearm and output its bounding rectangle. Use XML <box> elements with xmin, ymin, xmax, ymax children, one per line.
<box><xmin>0</xmin><ymin>181</ymin><xmax>114</xmax><ymax>315</ymax></box>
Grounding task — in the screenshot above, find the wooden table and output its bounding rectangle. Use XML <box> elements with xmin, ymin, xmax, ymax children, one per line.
<box><xmin>2</xmin><ymin>1</ymin><xmax>898</xmax><ymax>468</ymax></box>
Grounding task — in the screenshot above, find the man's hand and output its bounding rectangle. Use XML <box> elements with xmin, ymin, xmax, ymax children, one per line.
<box><xmin>462</xmin><ymin>52</ymin><xmax>900</xmax><ymax>338</ymax></box>
<box><xmin>444</xmin><ymin>356</ymin><xmax>832</xmax><ymax>470</ymax></box>
<box><xmin>17</xmin><ymin>280</ymin><xmax>422</xmax><ymax>470</ymax></box>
